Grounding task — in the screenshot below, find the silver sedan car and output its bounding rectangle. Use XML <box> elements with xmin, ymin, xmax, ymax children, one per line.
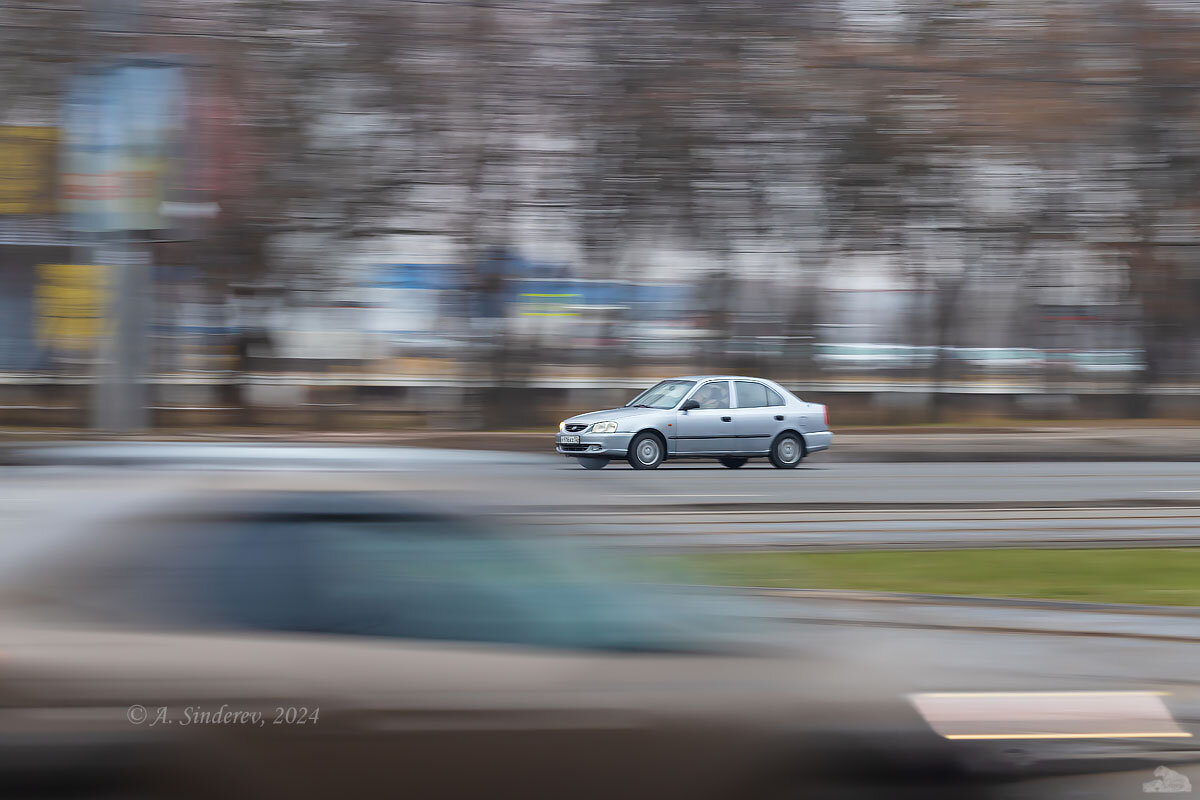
<box><xmin>555</xmin><ymin>375</ymin><xmax>832</xmax><ymax>470</ymax></box>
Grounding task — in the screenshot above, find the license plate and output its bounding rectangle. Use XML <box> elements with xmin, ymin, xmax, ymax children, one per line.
<box><xmin>560</xmin><ymin>435</ymin><xmax>580</xmax><ymax>444</ymax></box>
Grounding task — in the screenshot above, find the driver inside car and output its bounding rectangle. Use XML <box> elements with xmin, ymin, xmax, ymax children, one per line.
<box><xmin>693</xmin><ymin>383</ymin><xmax>728</xmax><ymax>409</ymax></box>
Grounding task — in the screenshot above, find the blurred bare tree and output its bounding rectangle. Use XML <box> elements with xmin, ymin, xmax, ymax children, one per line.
<box><xmin>6</xmin><ymin>0</ymin><xmax>1200</xmax><ymax>416</ymax></box>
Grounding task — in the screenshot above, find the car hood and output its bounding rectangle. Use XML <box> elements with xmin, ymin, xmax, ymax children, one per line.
<box><xmin>565</xmin><ymin>407</ymin><xmax>664</xmax><ymax>424</ymax></box>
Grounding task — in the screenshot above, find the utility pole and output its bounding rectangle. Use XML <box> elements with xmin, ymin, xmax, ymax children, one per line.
<box><xmin>92</xmin><ymin>236</ymin><xmax>151</xmax><ymax>431</ymax></box>
<box><xmin>84</xmin><ymin>0</ymin><xmax>153</xmax><ymax>432</ymax></box>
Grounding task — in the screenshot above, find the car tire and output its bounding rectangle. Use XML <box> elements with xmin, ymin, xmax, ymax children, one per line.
<box><xmin>768</xmin><ymin>433</ymin><xmax>804</xmax><ymax>469</ymax></box>
<box><xmin>628</xmin><ymin>432</ymin><xmax>664</xmax><ymax>470</ymax></box>
<box><xmin>575</xmin><ymin>456</ymin><xmax>610</xmax><ymax>470</ymax></box>
<box><xmin>719</xmin><ymin>457</ymin><xmax>748</xmax><ymax>469</ymax></box>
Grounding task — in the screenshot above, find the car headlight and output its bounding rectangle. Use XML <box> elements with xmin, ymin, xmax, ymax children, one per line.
<box><xmin>559</xmin><ymin>420</ymin><xmax>567</xmax><ymax>432</ymax></box>
<box><xmin>591</xmin><ymin>421</ymin><xmax>618</xmax><ymax>434</ymax></box>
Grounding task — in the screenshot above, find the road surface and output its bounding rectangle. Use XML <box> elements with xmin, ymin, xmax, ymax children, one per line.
<box><xmin>3</xmin><ymin>444</ymin><xmax>1199</xmax><ymax>800</ymax></box>
<box><xmin>7</xmin><ymin>448</ymin><xmax>1200</xmax><ymax>551</ymax></box>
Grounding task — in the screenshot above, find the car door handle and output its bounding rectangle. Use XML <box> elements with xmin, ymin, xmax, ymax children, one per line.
<box><xmin>721</xmin><ymin>416</ymin><xmax>732</xmax><ymax>422</ymax></box>
<box><xmin>774</xmin><ymin>415</ymin><xmax>784</xmax><ymax>421</ymax></box>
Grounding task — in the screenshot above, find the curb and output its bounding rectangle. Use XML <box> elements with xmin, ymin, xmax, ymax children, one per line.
<box><xmin>769</xmin><ymin>616</ymin><xmax>1200</xmax><ymax>644</ymax></box>
<box><xmin>713</xmin><ymin>586</ymin><xmax>1200</xmax><ymax>643</ymax></box>
<box><xmin>722</xmin><ymin>585</ymin><xmax>1200</xmax><ymax>617</ymax></box>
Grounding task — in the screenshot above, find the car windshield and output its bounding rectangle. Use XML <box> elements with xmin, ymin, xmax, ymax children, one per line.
<box><xmin>626</xmin><ymin>380</ymin><xmax>695</xmax><ymax>409</ymax></box>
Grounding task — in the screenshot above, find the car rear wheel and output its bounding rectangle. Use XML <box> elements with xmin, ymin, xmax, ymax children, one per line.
<box><xmin>628</xmin><ymin>432</ymin><xmax>664</xmax><ymax>470</ymax></box>
<box><xmin>575</xmin><ymin>456</ymin><xmax>610</xmax><ymax>470</ymax></box>
<box><xmin>769</xmin><ymin>433</ymin><xmax>803</xmax><ymax>469</ymax></box>
<box><xmin>719</xmin><ymin>457</ymin><xmax>748</xmax><ymax>469</ymax></box>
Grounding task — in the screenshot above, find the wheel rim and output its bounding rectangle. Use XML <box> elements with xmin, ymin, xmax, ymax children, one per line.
<box><xmin>778</xmin><ymin>438</ymin><xmax>799</xmax><ymax>464</ymax></box>
<box><xmin>637</xmin><ymin>438</ymin><xmax>660</xmax><ymax>464</ymax></box>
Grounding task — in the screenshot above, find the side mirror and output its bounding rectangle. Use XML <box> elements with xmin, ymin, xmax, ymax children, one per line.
<box><xmin>680</xmin><ymin>399</ymin><xmax>700</xmax><ymax>411</ymax></box>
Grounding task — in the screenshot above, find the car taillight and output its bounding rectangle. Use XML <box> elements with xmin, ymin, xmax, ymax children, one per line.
<box><xmin>824</xmin><ymin>405</ymin><xmax>829</xmax><ymax>427</ymax></box>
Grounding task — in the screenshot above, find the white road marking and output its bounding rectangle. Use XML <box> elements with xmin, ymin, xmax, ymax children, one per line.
<box><xmin>910</xmin><ymin>691</ymin><xmax>1191</xmax><ymax>741</ymax></box>
<box><xmin>917</xmin><ymin>691</ymin><xmax>1171</xmax><ymax>698</ymax></box>
<box><xmin>944</xmin><ymin>732</ymin><xmax>1191</xmax><ymax>740</ymax></box>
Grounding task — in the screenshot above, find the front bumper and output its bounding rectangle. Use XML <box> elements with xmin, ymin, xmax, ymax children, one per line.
<box><xmin>555</xmin><ymin>431</ymin><xmax>634</xmax><ymax>458</ymax></box>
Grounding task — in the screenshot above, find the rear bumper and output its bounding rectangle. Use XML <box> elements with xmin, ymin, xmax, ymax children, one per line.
<box><xmin>555</xmin><ymin>432</ymin><xmax>634</xmax><ymax>458</ymax></box>
<box><xmin>804</xmin><ymin>430</ymin><xmax>833</xmax><ymax>453</ymax></box>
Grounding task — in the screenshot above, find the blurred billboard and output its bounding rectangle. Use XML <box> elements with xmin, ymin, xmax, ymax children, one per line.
<box><xmin>0</xmin><ymin>126</ymin><xmax>58</xmax><ymax>215</ymax></box>
<box><xmin>35</xmin><ymin>264</ymin><xmax>110</xmax><ymax>354</ymax></box>
<box><xmin>61</xmin><ymin>61</ymin><xmax>184</xmax><ymax>233</ymax></box>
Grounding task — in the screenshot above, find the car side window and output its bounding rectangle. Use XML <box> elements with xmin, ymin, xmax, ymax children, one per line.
<box><xmin>765</xmin><ymin>386</ymin><xmax>784</xmax><ymax>406</ymax></box>
<box><xmin>735</xmin><ymin>381</ymin><xmax>769</xmax><ymax>409</ymax></box>
<box><xmin>691</xmin><ymin>381</ymin><xmax>730</xmax><ymax>409</ymax></box>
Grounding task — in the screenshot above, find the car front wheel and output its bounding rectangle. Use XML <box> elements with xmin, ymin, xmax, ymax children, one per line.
<box><xmin>768</xmin><ymin>433</ymin><xmax>804</xmax><ymax>469</ymax></box>
<box><xmin>628</xmin><ymin>432</ymin><xmax>664</xmax><ymax>470</ymax></box>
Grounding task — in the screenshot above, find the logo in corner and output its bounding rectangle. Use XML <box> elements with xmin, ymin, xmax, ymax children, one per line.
<box><xmin>1144</xmin><ymin>766</ymin><xmax>1192</xmax><ymax>794</ymax></box>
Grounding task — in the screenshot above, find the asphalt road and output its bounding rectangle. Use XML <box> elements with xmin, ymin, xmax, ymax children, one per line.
<box><xmin>542</xmin><ymin>458</ymin><xmax>1200</xmax><ymax>549</ymax></box>
<box><xmin>541</xmin><ymin>458</ymin><xmax>1200</xmax><ymax>507</ymax></box>
<box><xmin>7</xmin><ymin>447</ymin><xmax>1200</xmax><ymax>551</ymax></box>
<box><xmin>527</xmin><ymin>506</ymin><xmax>1200</xmax><ymax>550</ymax></box>
<box><xmin>4</xmin><ymin>448</ymin><xmax>1198</xmax><ymax>799</ymax></box>
<box><xmin>765</xmin><ymin>596</ymin><xmax>1200</xmax><ymax>691</ymax></box>
<box><xmin>18</xmin><ymin>442</ymin><xmax>1200</xmax><ymax>504</ymax></box>
<box><xmin>5</xmin><ymin>446</ymin><xmax>1200</xmax><ymax>728</ymax></box>
<box><xmin>5</xmin><ymin>452</ymin><xmax>1200</xmax><ymax>668</ymax></box>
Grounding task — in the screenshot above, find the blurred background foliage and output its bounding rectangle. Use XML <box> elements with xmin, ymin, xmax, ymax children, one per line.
<box><xmin>4</xmin><ymin>0</ymin><xmax>1200</xmax><ymax>427</ymax></box>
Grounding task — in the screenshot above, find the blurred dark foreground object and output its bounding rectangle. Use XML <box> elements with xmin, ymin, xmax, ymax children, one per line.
<box><xmin>0</xmin><ymin>488</ymin><xmax>1193</xmax><ymax>799</ymax></box>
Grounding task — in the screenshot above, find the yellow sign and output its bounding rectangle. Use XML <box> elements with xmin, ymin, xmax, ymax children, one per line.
<box><xmin>0</xmin><ymin>127</ymin><xmax>57</xmax><ymax>214</ymax></box>
<box><xmin>36</xmin><ymin>264</ymin><xmax>110</xmax><ymax>351</ymax></box>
